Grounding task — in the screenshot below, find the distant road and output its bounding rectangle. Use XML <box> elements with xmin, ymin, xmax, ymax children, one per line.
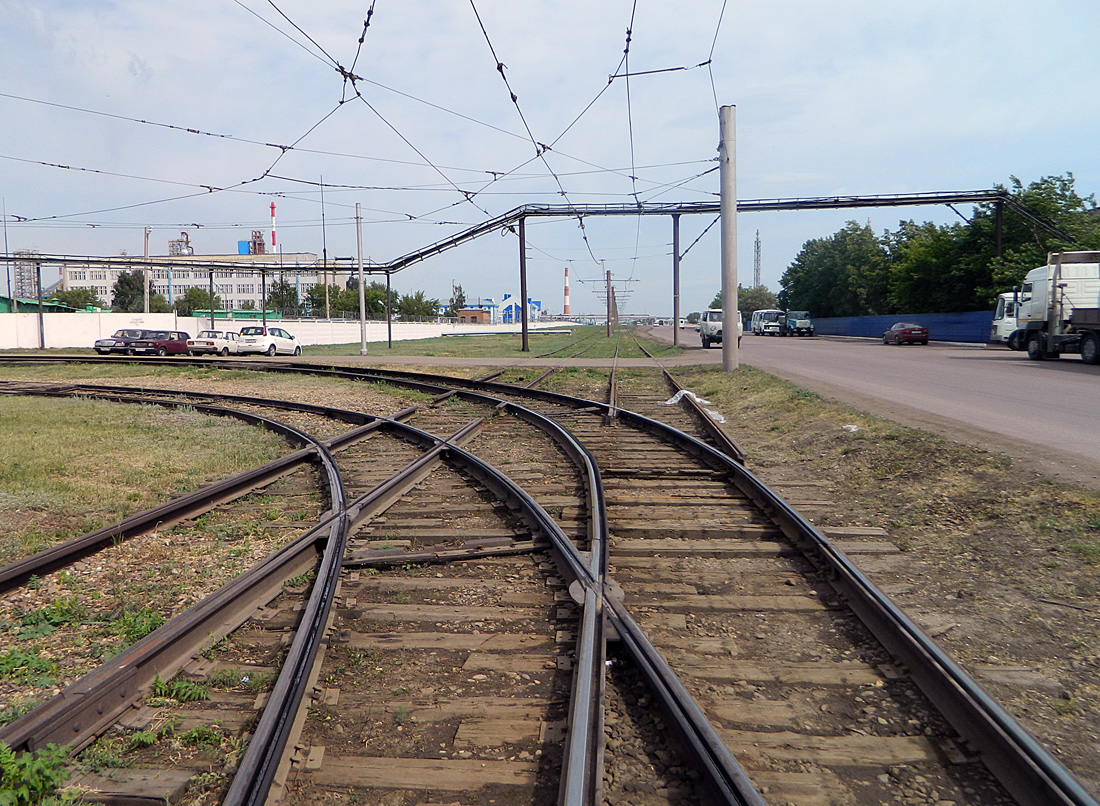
<box><xmin>649</xmin><ymin>327</ymin><xmax>1100</xmax><ymax>489</ymax></box>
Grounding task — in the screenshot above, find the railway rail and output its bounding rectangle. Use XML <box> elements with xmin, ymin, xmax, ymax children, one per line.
<box><xmin>0</xmin><ymin>355</ymin><xmax>1095</xmax><ymax>806</ymax></box>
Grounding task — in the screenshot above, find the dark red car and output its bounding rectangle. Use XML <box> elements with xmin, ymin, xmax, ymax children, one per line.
<box><xmin>129</xmin><ymin>330</ymin><xmax>191</xmax><ymax>356</ymax></box>
<box><xmin>883</xmin><ymin>322</ymin><xmax>929</xmax><ymax>345</ymax></box>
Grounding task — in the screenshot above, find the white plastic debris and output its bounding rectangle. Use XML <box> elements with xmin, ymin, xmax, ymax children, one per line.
<box><xmin>664</xmin><ymin>389</ymin><xmax>726</xmax><ymax>423</ymax></box>
<box><xmin>842</xmin><ymin>424</ymin><xmax>859</xmax><ymax>433</ymax></box>
<box><xmin>663</xmin><ymin>389</ymin><xmax>713</xmax><ymax>407</ymax></box>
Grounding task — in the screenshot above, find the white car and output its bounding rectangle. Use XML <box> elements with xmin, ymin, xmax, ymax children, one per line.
<box><xmin>187</xmin><ymin>330</ymin><xmax>241</xmax><ymax>357</ymax></box>
<box><xmin>237</xmin><ymin>325</ymin><xmax>302</xmax><ymax>356</ymax></box>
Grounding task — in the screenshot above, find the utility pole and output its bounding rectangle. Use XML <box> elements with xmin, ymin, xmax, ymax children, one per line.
<box><xmin>605</xmin><ymin>263</ymin><xmax>612</xmax><ymax>338</ymax></box>
<box><xmin>356</xmin><ymin>203</ymin><xmax>368</xmax><ymax>355</ymax></box>
<box><xmin>2</xmin><ymin>198</ymin><xmax>10</xmax><ymax>310</ymax></box>
<box><xmin>672</xmin><ymin>214</ymin><xmax>681</xmax><ymax>347</ymax></box>
<box><xmin>519</xmin><ymin>217</ymin><xmax>529</xmax><ymax>352</ymax></box>
<box><xmin>143</xmin><ymin>226</ymin><xmax>151</xmax><ymax>314</ymax></box>
<box><xmin>719</xmin><ymin>105</ymin><xmax>739</xmax><ymax>371</ymax></box>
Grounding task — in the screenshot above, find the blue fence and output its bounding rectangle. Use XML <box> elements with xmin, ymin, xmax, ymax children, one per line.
<box><xmin>814</xmin><ymin>311</ymin><xmax>993</xmax><ymax>343</ymax></box>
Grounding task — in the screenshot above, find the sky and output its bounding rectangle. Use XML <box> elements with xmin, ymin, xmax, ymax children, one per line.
<box><xmin>2</xmin><ymin>1</ymin><xmax>1099</xmax><ymax>317</ymax></box>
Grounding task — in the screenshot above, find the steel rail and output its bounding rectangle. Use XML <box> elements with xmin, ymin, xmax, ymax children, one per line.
<box><xmin>606</xmin><ymin>407</ymin><xmax>1100</xmax><ymax>806</ymax></box>
<box><xmin>0</xmin><ymin>359</ymin><xmax>770</xmax><ymax>804</ymax></box>
<box><xmin>258</xmin><ymin>363</ymin><xmax>767</xmax><ymax>805</ymax></box>
<box><xmin>631</xmin><ymin>336</ymin><xmax>748</xmax><ymax>463</ymax></box>
<box><xmin>0</xmin><ymin>386</ymin><xmax>344</xmax><ymax>593</ymax></box>
<box><xmin>23</xmin><ymin>377</ymin><xmax>612</xmax><ymax>805</ymax></box>
<box><xmin>0</xmin><ymin>400</ymin><xmax>346</xmax><ymax>755</ymax></box>
<box><xmin>27</xmin><ymin>359</ymin><xmax>1084</xmax><ymax>803</ymax></box>
<box><xmin>276</xmin><ymin>360</ymin><xmax>1100</xmax><ymax>805</ymax></box>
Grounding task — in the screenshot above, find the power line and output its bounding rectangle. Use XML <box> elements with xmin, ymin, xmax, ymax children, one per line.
<box><xmin>467</xmin><ymin>0</ymin><xmax>601</xmax><ymax>264</ymax></box>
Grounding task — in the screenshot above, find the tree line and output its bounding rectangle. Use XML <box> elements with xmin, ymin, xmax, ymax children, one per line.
<box><xmin>49</xmin><ymin>272</ymin><xmax>445</xmax><ymax>319</ymax></box>
<box><xmin>774</xmin><ymin>174</ymin><xmax>1100</xmax><ymax>318</ymax></box>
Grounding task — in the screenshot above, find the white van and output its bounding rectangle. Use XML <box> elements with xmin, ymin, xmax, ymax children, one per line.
<box><xmin>751</xmin><ymin>309</ymin><xmax>783</xmax><ymax>335</ymax></box>
<box><xmin>699</xmin><ymin>309</ymin><xmax>743</xmax><ymax>348</ymax></box>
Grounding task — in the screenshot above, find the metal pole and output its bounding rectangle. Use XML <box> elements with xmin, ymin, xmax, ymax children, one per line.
<box><xmin>143</xmin><ymin>226</ymin><xmax>151</xmax><ymax>314</ymax></box>
<box><xmin>356</xmin><ymin>203</ymin><xmax>368</xmax><ymax>355</ymax></box>
<box><xmin>35</xmin><ymin>260</ymin><xmax>44</xmax><ymax>348</ymax></box>
<box><xmin>519</xmin><ymin>217</ymin><xmax>529</xmax><ymax>352</ymax></box>
<box><xmin>2</xmin><ymin>198</ymin><xmax>11</xmax><ymax>311</ymax></box>
<box><xmin>261</xmin><ymin>270</ymin><xmax>267</xmax><ymax>328</ymax></box>
<box><xmin>719</xmin><ymin>105</ymin><xmax>739</xmax><ymax>371</ymax></box>
<box><xmin>672</xmin><ymin>213</ymin><xmax>681</xmax><ymax>347</ymax></box>
<box><xmin>995</xmin><ymin>201</ymin><xmax>1004</xmax><ymax>259</ymax></box>
<box><xmin>385</xmin><ymin>271</ymin><xmax>393</xmax><ymax>348</ymax></box>
<box><xmin>209</xmin><ymin>270</ymin><xmax>216</xmax><ymax>329</ymax></box>
<box><xmin>605</xmin><ymin>266</ymin><xmax>613</xmax><ymax>338</ymax></box>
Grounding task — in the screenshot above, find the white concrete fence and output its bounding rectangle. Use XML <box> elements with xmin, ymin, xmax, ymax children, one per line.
<box><xmin>0</xmin><ymin>312</ymin><xmax>573</xmax><ymax>350</ymax></box>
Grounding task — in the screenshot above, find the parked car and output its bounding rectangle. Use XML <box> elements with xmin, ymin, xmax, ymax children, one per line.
<box><xmin>883</xmin><ymin>322</ymin><xmax>929</xmax><ymax>345</ymax></box>
<box><xmin>129</xmin><ymin>330</ymin><xmax>191</xmax><ymax>356</ymax></box>
<box><xmin>238</xmin><ymin>325</ymin><xmax>302</xmax><ymax>356</ymax></box>
<box><xmin>187</xmin><ymin>330</ymin><xmax>241</xmax><ymax>357</ymax></box>
<box><xmin>94</xmin><ymin>329</ymin><xmax>149</xmax><ymax>355</ymax></box>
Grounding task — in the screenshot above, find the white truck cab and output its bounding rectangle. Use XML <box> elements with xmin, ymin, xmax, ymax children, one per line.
<box><xmin>990</xmin><ymin>292</ymin><xmax>1021</xmax><ymax>349</ymax></box>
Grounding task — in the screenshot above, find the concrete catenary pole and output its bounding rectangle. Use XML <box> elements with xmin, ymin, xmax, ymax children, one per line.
<box><xmin>672</xmin><ymin>213</ymin><xmax>681</xmax><ymax>347</ymax></box>
<box><xmin>143</xmin><ymin>226</ymin><xmax>151</xmax><ymax>314</ymax></box>
<box><xmin>605</xmin><ymin>265</ymin><xmax>612</xmax><ymax>339</ymax></box>
<box><xmin>719</xmin><ymin>105</ymin><xmax>739</xmax><ymax>371</ymax></box>
<box><xmin>356</xmin><ymin>203</ymin><xmax>368</xmax><ymax>355</ymax></box>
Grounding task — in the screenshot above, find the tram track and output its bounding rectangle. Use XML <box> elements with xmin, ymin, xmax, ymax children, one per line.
<box><xmin>0</xmin><ymin>356</ymin><xmax>1096</xmax><ymax>806</ymax></box>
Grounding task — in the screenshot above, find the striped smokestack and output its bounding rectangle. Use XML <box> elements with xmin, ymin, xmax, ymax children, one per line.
<box><xmin>564</xmin><ymin>265</ymin><xmax>570</xmax><ymax>315</ymax></box>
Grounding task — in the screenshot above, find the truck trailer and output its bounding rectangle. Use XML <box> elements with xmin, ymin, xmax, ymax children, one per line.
<box><xmin>1016</xmin><ymin>251</ymin><xmax>1100</xmax><ymax>363</ymax></box>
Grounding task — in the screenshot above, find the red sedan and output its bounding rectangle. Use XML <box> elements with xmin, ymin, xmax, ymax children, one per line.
<box><xmin>883</xmin><ymin>322</ymin><xmax>929</xmax><ymax>345</ymax></box>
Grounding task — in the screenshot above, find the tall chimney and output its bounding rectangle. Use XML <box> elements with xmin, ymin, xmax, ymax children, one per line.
<box><xmin>564</xmin><ymin>265</ymin><xmax>571</xmax><ymax>315</ymax></box>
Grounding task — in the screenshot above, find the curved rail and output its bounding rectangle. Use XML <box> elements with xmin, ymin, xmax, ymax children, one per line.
<box><xmin>2</xmin><ymin>357</ymin><xmax>1096</xmax><ymax>805</ymax></box>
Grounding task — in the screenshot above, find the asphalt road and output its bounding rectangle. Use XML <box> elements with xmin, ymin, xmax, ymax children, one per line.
<box><xmin>652</xmin><ymin>327</ymin><xmax>1100</xmax><ymax>489</ymax></box>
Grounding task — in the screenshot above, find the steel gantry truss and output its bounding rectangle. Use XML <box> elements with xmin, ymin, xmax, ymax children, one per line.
<box><xmin>5</xmin><ymin>190</ymin><xmax>1073</xmax><ymax>351</ymax></box>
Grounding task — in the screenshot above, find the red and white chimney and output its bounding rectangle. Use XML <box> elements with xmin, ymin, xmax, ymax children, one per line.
<box><xmin>270</xmin><ymin>201</ymin><xmax>277</xmax><ymax>249</ymax></box>
<box><xmin>564</xmin><ymin>265</ymin><xmax>571</xmax><ymax>315</ymax></box>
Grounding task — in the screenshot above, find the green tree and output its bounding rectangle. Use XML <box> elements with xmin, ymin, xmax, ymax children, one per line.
<box><xmin>240</xmin><ymin>299</ymin><xmax>256</xmax><ymax>311</ymax></box>
<box><xmin>364</xmin><ymin>281</ymin><xmax>396</xmax><ymax>316</ymax></box>
<box><xmin>708</xmin><ymin>286</ymin><xmax>779</xmax><ymax>322</ymax></box>
<box><xmin>396</xmin><ymin>290</ymin><xmax>440</xmax><ymax>319</ymax></box>
<box><xmin>737</xmin><ymin>285</ymin><xmax>779</xmax><ymax>321</ymax></box>
<box><xmin>48</xmin><ymin>288</ymin><xmax>100</xmax><ymax>309</ymax></box>
<box><xmin>174</xmin><ymin>287</ymin><xmax>220</xmax><ymax>317</ymax></box>
<box><xmin>265</xmin><ymin>278</ymin><xmax>301</xmax><ymax>316</ymax></box>
<box><xmin>110</xmin><ymin>270</ymin><xmax>145</xmax><ymax>312</ymax></box>
<box><xmin>779</xmin><ymin>222</ymin><xmax>890</xmax><ymax>317</ymax></box>
<box><xmin>306</xmin><ymin>283</ymin><xmax>342</xmax><ymax>317</ymax></box>
<box><xmin>150</xmin><ymin>293</ymin><xmax>171</xmax><ymax>313</ymax></box>
<box><xmin>445</xmin><ymin>284</ymin><xmax>467</xmax><ymax>317</ymax></box>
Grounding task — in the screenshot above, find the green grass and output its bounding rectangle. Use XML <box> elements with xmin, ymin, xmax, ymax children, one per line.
<box><xmin>303</xmin><ymin>325</ymin><xmax>681</xmax><ymax>359</ymax></box>
<box><xmin>0</xmin><ymin>395</ymin><xmax>290</xmax><ymax>565</ymax></box>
